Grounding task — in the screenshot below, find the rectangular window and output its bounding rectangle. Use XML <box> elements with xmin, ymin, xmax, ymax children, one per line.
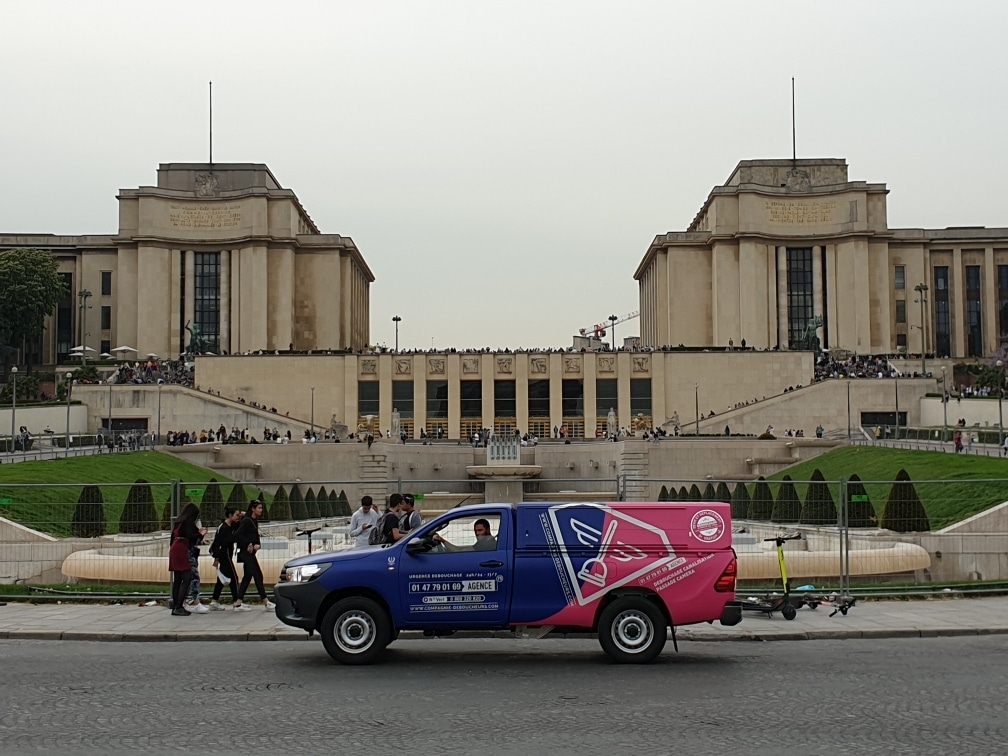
<box><xmin>460</xmin><ymin>380</ymin><xmax>482</xmax><ymax>418</ymax></box>
<box><xmin>787</xmin><ymin>248</ymin><xmax>814</xmax><ymax>349</ymax></box>
<box><xmin>999</xmin><ymin>265</ymin><xmax>1008</xmax><ymax>342</ymax></box>
<box><xmin>100</xmin><ymin>339</ymin><xmax>111</xmax><ymax>355</ymax></box>
<box><xmin>426</xmin><ymin>380</ymin><xmax>448</xmax><ymax>419</ymax></box>
<box><xmin>966</xmin><ymin>264</ymin><xmax>983</xmax><ymax>357</ymax></box>
<box><xmin>894</xmin><ymin>265</ymin><xmax>905</xmax><ymax>290</ymax></box>
<box><xmin>494</xmin><ymin>380</ymin><xmax>516</xmax><ymax>417</ymax></box>
<box><xmin>630</xmin><ymin>378</ymin><xmax>652</xmax><ymax>418</ymax></box>
<box><xmin>596</xmin><ymin>378</ymin><xmax>617</xmax><ymax>419</ymax></box>
<box><xmin>528</xmin><ymin>379</ymin><xmax>549</xmax><ymax>418</ymax></box>
<box><xmin>101</xmin><ymin>271</ymin><xmax>112</xmax><ymax>296</ymax></box>
<box><xmin>895</xmin><ymin>300</ymin><xmax>906</xmax><ymax>324</ymax></box>
<box><xmin>194</xmin><ymin>252</ymin><xmax>220</xmax><ymax>351</ymax></box>
<box><xmin>100</xmin><ymin>306</ymin><xmax>111</xmax><ymax>330</ymax></box>
<box><xmin>561</xmin><ymin>379</ymin><xmax>584</xmax><ymax>417</ymax></box>
<box><xmin>358</xmin><ymin>382</ymin><xmax>379</xmax><ymax>416</ymax></box>
<box><xmin>934</xmin><ymin>266</ymin><xmax>951</xmax><ymax>357</ymax></box>
<box><xmin>896</xmin><ymin>334</ymin><xmax>907</xmax><ymax>348</ymax></box>
<box><xmin>392</xmin><ymin>381</ymin><xmax>414</xmax><ymax>418</ymax></box>
<box><xmin>57</xmin><ymin>272</ymin><xmax>73</xmax><ymax>362</ymax></box>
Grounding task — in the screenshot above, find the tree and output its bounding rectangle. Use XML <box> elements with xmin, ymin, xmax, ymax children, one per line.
<box><xmin>747</xmin><ymin>477</ymin><xmax>773</xmax><ymax>520</ymax></box>
<box><xmin>677</xmin><ymin>486</ymin><xmax>689</xmax><ymax>500</ymax></box>
<box><xmin>337</xmin><ymin>490</ymin><xmax>351</xmax><ymax>517</ymax></box>
<box><xmin>271</xmin><ymin>485</ymin><xmax>291</xmax><ymax>521</ymax></box>
<box><xmin>329</xmin><ymin>489</ymin><xmax>341</xmax><ymax>516</ymax></box>
<box><xmin>688</xmin><ymin>484</ymin><xmax>702</xmax><ymax>502</ymax></box>
<box><xmin>657</xmin><ymin>485</ymin><xmax>669</xmax><ymax>502</ymax></box>
<box><xmin>881</xmin><ymin>469</ymin><xmax>931</xmax><ymax>532</ymax></box>
<box><xmin>317</xmin><ymin>486</ymin><xmax>331</xmax><ymax>517</ymax></box>
<box><xmin>226</xmin><ymin>483</ymin><xmax>248</xmax><ymax>514</ymax></box>
<box><xmin>715</xmin><ymin>482</ymin><xmax>732</xmax><ymax>505</ymax></box>
<box><xmin>72</xmin><ymin>485</ymin><xmax>107</xmax><ymax>538</ymax></box>
<box><xmin>202</xmin><ymin>479</ymin><xmax>224</xmax><ymax>525</ymax></box>
<box><xmin>800</xmin><ymin>469</ymin><xmax>837</xmax><ymax>525</ymax></box>
<box><xmin>846</xmin><ymin>474</ymin><xmax>878</xmax><ymax>528</ymax></box>
<box><xmin>289</xmin><ymin>484</ymin><xmax>307</xmax><ymax>520</ymax></box>
<box><xmin>771</xmin><ymin>475</ymin><xmax>801</xmax><ymax>523</ymax></box>
<box><xmin>305</xmin><ymin>488</ymin><xmax>320</xmax><ymax>519</ymax></box>
<box><xmin>730</xmin><ymin>482</ymin><xmax>751</xmax><ymax>521</ymax></box>
<box><xmin>119</xmin><ymin>479</ymin><xmax>158</xmax><ymax>533</ymax></box>
<box><xmin>0</xmin><ymin>248</ymin><xmax>67</xmax><ymax>367</ymax></box>
<box><xmin>703</xmin><ymin>483</ymin><xmax>716</xmax><ymax>502</ymax></box>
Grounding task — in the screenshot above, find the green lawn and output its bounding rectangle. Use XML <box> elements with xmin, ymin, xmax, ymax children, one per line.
<box><xmin>768</xmin><ymin>446</ymin><xmax>1008</xmax><ymax>530</ymax></box>
<box><xmin>0</xmin><ymin>451</ymin><xmax>238</xmax><ymax>536</ymax></box>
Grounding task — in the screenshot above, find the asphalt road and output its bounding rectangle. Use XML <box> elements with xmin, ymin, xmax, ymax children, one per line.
<box><xmin>1</xmin><ymin>636</ymin><xmax>1006</xmax><ymax>755</ymax></box>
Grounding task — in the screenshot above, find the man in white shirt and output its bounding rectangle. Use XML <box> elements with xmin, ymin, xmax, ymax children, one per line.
<box><xmin>348</xmin><ymin>495</ymin><xmax>381</xmax><ymax>548</ymax></box>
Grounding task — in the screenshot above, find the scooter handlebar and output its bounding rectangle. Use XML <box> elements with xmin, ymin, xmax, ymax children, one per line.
<box><xmin>763</xmin><ymin>532</ymin><xmax>803</xmax><ymax>542</ymax></box>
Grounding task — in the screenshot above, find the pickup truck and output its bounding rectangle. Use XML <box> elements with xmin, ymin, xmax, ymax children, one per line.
<box><xmin>274</xmin><ymin>502</ymin><xmax>741</xmax><ymax>664</ymax></box>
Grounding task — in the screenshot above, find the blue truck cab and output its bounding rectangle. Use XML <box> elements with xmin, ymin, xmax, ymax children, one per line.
<box><xmin>274</xmin><ymin>502</ymin><xmax>741</xmax><ymax>664</ymax></box>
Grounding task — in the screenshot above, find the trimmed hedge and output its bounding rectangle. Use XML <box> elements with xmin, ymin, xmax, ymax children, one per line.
<box><xmin>305</xmin><ymin>488</ymin><xmax>320</xmax><ymax>519</ymax></box>
<box><xmin>226</xmin><ymin>483</ymin><xmax>248</xmax><ymax>514</ymax></box>
<box><xmin>747</xmin><ymin>477</ymin><xmax>773</xmax><ymax>520</ymax></box>
<box><xmin>658</xmin><ymin>485</ymin><xmax>669</xmax><ymax>502</ymax></box>
<box><xmin>337</xmin><ymin>490</ymin><xmax>351</xmax><ymax>517</ymax></box>
<box><xmin>715</xmin><ymin>482</ymin><xmax>732</xmax><ymax>505</ymax></box>
<box><xmin>72</xmin><ymin>484</ymin><xmax>107</xmax><ymax>538</ymax></box>
<box><xmin>881</xmin><ymin>469</ymin><xmax>931</xmax><ymax>532</ymax></box>
<box><xmin>271</xmin><ymin>485</ymin><xmax>291</xmax><ymax>521</ymax></box>
<box><xmin>731</xmin><ymin>482</ymin><xmax>751</xmax><ymax>520</ymax></box>
<box><xmin>703</xmin><ymin>483</ymin><xmax>716</xmax><ymax>502</ymax></box>
<box><xmin>119</xmin><ymin>479</ymin><xmax>158</xmax><ymax>533</ymax></box>
<box><xmin>289</xmin><ymin>484</ymin><xmax>307</xmax><ymax>520</ymax></box>
<box><xmin>317</xmin><ymin>486</ymin><xmax>332</xmax><ymax>517</ymax></box>
<box><xmin>771</xmin><ymin>475</ymin><xmax>801</xmax><ymax>523</ymax></box>
<box><xmin>846</xmin><ymin>474</ymin><xmax>878</xmax><ymax>528</ymax></box>
<box><xmin>800</xmin><ymin>469</ymin><xmax>837</xmax><ymax>525</ymax></box>
<box><xmin>202</xmin><ymin>479</ymin><xmax>224</xmax><ymax>525</ymax></box>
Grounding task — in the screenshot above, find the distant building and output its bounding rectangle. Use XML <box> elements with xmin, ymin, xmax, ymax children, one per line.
<box><xmin>0</xmin><ymin>163</ymin><xmax>373</xmax><ymax>364</ymax></box>
<box><xmin>636</xmin><ymin>158</ymin><xmax>1008</xmax><ymax>359</ymax></box>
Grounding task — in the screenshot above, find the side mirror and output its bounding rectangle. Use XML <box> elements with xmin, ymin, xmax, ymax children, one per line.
<box><xmin>406</xmin><ymin>537</ymin><xmax>427</xmax><ymax>554</ymax></box>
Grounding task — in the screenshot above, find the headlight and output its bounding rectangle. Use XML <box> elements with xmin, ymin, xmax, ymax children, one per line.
<box><xmin>283</xmin><ymin>562</ymin><xmax>331</xmax><ymax>583</ymax></box>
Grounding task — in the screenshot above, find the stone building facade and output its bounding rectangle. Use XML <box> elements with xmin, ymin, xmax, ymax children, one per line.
<box><xmin>0</xmin><ymin>163</ymin><xmax>373</xmax><ymax>364</ymax></box>
<box><xmin>636</xmin><ymin>159</ymin><xmax>1008</xmax><ymax>359</ymax></box>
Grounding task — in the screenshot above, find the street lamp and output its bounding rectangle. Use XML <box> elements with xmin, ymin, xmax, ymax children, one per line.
<box><xmin>941</xmin><ymin>366</ymin><xmax>948</xmax><ymax>443</ymax></box>
<box><xmin>609</xmin><ymin>315</ymin><xmax>618</xmax><ymax>351</ymax></box>
<box><xmin>310</xmin><ymin>386</ymin><xmax>316</xmax><ymax>437</ymax></box>
<box><xmin>107</xmin><ymin>381</ymin><xmax>113</xmax><ymax>441</ymax></box>
<box><xmin>157</xmin><ymin>382</ymin><xmax>162</xmax><ymax>445</ymax></box>
<box><xmin>9</xmin><ymin>366</ymin><xmax>17</xmax><ymax>453</ymax></box>
<box><xmin>65</xmin><ymin>372</ymin><xmax>72</xmax><ymax>458</ymax></box>
<box><xmin>694</xmin><ymin>382</ymin><xmax>700</xmax><ymax>436</ymax></box>
<box><xmin>846</xmin><ymin>377</ymin><xmax>851</xmax><ymax>440</ymax></box>
<box><xmin>914</xmin><ymin>283</ymin><xmax>929</xmax><ymax>375</ymax></box>
<box><xmin>78</xmin><ymin>289</ymin><xmax>93</xmax><ymax>367</ymax></box>
<box><xmin>997</xmin><ymin>360</ymin><xmax>1004</xmax><ymax>452</ymax></box>
<box><xmin>392</xmin><ymin>316</ymin><xmax>401</xmax><ymax>352</ymax></box>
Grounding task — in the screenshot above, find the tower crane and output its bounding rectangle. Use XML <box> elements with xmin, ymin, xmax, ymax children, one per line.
<box><xmin>578</xmin><ymin>311</ymin><xmax>640</xmax><ymax>339</ymax></box>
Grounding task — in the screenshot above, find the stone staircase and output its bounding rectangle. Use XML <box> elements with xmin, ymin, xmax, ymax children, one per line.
<box><xmin>359</xmin><ymin>446</ymin><xmax>390</xmax><ymax>502</ymax></box>
<box><xmin>620</xmin><ymin>445</ymin><xmax>650</xmax><ymax>501</ymax></box>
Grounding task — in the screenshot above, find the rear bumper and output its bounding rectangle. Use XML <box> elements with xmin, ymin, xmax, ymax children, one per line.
<box><xmin>719</xmin><ymin>601</ymin><xmax>743</xmax><ymax>626</ymax></box>
<box><xmin>273</xmin><ymin>580</ymin><xmax>330</xmax><ymax>632</ymax></box>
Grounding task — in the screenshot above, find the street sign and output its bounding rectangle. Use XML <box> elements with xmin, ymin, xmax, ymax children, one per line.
<box><xmin>0</xmin><ymin>498</ymin><xmax>11</xmax><ymax>505</ymax></box>
<box><xmin>185</xmin><ymin>488</ymin><xmax>204</xmax><ymax>498</ymax></box>
<box><xmin>850</xmin><ymin>494</ymin><xmax>869</xmax><ymax>502</ymax></box>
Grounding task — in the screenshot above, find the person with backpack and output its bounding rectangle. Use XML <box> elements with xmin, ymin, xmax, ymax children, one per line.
<box><xmin>371</xmin><ymin>494</ymin><xmax>405</xmax><ymax>546</ymax></box>
<box><xmin>208</xmin><ymin>506</ymin><xmax>243</xmax><ymax>610</ymax></box>
<box><xmin>398</xmin><ymin>494</ymin><xmax>422</xmax><ymax>534</ymax></box>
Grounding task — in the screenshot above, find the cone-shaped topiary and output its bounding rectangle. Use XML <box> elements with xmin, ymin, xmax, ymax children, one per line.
<box><xmin>317</xmin><ymin>486</ymin><xmax>331</xmax><ymax>517</ymax></box>
<box><xmin>255</xmin><ymin>489</ymin><xmax>270</xmax><ymax>521</ymax></box>
<box><xmin>305</xmin><ymin>488</ymin><xmax>320</xmax><ymax>519</ymax></box>
<box><xmin>337</xmin><ymin>490</ymin><xmax>351</xmax><ymax>517</ymax></box>
<box><xmin>715</xmin><ymin>482</ymin><xmax>732</xmax><ymax>504</ymax></box>
<box><xmin>747</xmin><ymin>477</ymin><xmax>773</xmax><ymax>520</ymax></box>
<box><xmin>846</xmin><ymin>474</ymin><xmax>878</xmax><ymax>528</ymax></box>
<box><xmin>677</xmin><ymin>486</ymin><xmax>689</xmax><ymax>500</ymax></box>
<box><xmin>72</xmin><ymin>484</ymin><xmax>107</xmax><ymax>538</ymax></box>
<box><xmin>658</xmin><ymin>485</ymin><xmax>669</xmax><ymax>502</ymax></box>
<box><xmin>289</xmin><ymin>484</ymin><xmax>307</xmax><ymax>520</ymax></box>
<box><xmin>119</xmin><ymin>479</ymin><xmax>158</xmax><ymax>533</ymax></box>
<box><xmin>160</xmin><ymin>494</ymin><xmax>172</xmax><ymax>531</ymax></box>
<box><xmin>226</xmin><ymin>483</ymin><xmax>248</xmax><ymax>514</ymax></box>
<box><xmin>731</xmin><ymin>482</ymin><xmax>751</xmax><ymax>520</ymax></box>
<box><xmin>688</xmin><ymin>484</ymin><xmax>702</xmax><ymax>502</ymax></box>
<box><xmin>329</xmin><ymin>489</ymin><xmax>340</xmax><ymax>516</ymax></box>
<box><xmin>703</xmin><ymin>483</ymin><xmax>716</xmax><ymax>502</ymax></box>
<box><xmin>202</xmin><ymin>479</ymin><xmax>224</xmax><ymax>525</ymax></box>
<box><xmin>800</xmin><ymin>469</ymin><xmax>838</xmax><ymax>525</ymax></box>
<box><xmin>271</xmin><ymin>485</ymin><xmax>291</xmax><ymax>521</ymax></box>
<box><xmin>881</xmin><ymin>469</ymin><xmax>931</xmax><ymax>532</ymax></box>
<box><xmin>771</xmin><ymin>475</ymin><xmax>801</xmax><ymax>523</ymax></box>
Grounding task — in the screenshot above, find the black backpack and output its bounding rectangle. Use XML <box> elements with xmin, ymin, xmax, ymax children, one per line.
<box><xmin>368</xmin><ymin>514</ymin><xmax>393</xmax><ymax>546</ymax></box>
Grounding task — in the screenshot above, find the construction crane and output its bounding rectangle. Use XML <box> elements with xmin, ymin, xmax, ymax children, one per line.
<box><xmin>578</xmin><ymin>310</ymin><xmax>640</xmax><ymax>339</ymax></box>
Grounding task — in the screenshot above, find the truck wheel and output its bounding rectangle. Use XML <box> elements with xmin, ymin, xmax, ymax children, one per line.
<box><xmin>320</xmin><ymin>597</ymin><xmax>390</xmax><ymax>665</ymax></box>
<box><xmin>598</xmin><ymin>597</ymin><xmax>667</xmax><ymax>663</ymax></box>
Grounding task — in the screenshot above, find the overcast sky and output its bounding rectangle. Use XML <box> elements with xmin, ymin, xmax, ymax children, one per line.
<box><xmin>3</xmin><ymin>1</ymin><xmax>1007</xmax><ymax>350</ymax></box>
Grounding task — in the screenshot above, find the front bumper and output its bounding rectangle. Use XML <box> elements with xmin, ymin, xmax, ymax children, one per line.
<box><xmin>273</xmin><ymin>579</ymin><xmax>331</xmax><ymax>632</ymax></box>
<box><xmin>720</xmin><ymin>601</ymin><xmax>743</xmax><ymax>626</ymax></box>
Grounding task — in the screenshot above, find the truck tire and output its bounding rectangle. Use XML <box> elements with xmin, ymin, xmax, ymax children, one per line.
<box><xmin>320</xmin><ymin>597</ymin><xmax>391</xmax><ymax>665</ymax></box>
<box><xmin>598</xmin><ymin>597</ymin><xmax>668</xmax><ymax>663</ymax></box>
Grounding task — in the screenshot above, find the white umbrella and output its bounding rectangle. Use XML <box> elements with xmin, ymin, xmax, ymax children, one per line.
<box><xmin>100</xmin><ymin>352</ymin><xmax>113</xmax><ymax>359</ymax></box>
<box><xmin>112</xmin><ymin>346</ymin><xmax>137</xmax><ymax>354</ymax></box>
<box><xmin>146</xmin><ymin>352</ymin><xmax>159</xmax><ymax>359</ymax></box>
<box><xmin>71</xmin><ymin>345</ymin><xmax>96</xmax><ymax>352</ymax></box>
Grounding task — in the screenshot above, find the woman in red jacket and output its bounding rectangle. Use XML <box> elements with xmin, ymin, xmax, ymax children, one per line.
<box><xmin>168</xmin><ymin>502</ymin><xmax>201</xmax><ymax>617</ymax></box>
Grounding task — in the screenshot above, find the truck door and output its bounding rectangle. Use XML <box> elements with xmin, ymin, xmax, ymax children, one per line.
<box><xmin>398</xmin><ymin>509</ymin><xmax>511</xmax><ymax>627</ymax></box>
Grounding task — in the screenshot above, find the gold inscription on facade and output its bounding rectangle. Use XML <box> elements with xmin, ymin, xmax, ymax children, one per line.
<box><xmin>169</xmin><ymin>203</ymin><xmax>243</xmax><ymax>230</ymax></box>
<box><xmin>764</xmin><ymin>200</ymin><xmax>836</xmax><ymax>224</ymax></box>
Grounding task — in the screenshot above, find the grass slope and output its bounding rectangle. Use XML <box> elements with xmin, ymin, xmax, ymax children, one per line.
<box><xmin>0</xmin><ymin>451</ymin><xmax>234</xmax><ymax>536</ymax></box>
<box><xmin>768</xmin><ymin>447</ymin><xmax>1008</xmax><ymax>530</ymax></box>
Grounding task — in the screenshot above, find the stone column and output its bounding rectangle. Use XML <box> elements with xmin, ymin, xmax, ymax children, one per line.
<box><xmin>984</xmin><ymin>247</ymin><xmax>997</xmax><ymax>355</ymax></box>
<box><xmin>951</xmin><ymin>248</ymin><xmax>964</xmax><ymax>357</ymax></box>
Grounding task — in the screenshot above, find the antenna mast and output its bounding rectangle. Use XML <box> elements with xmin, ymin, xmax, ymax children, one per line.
<box><xmin>791</xmin><ymin>77</ymin><xmax>796</xmax><ymax>164</ymax></box>
<box><xmin>209</xmin><ymin>80</ymin><xmax>213</xmax><ymax>168</ymax></box>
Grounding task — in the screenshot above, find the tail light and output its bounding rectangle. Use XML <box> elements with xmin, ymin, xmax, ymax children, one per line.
<box><xmin>714</xmin><ymin>557</ymin><xmax>737</xmax><ymax>592</ymax></box>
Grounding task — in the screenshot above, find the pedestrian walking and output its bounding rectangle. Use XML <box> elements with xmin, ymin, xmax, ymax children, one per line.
<box><xmin>348</xmin><ymin>495</ymin><xmax>380</xmax><ymax>549</ymax></box>
<box><xmin>168</xmin><ymin>503</ymin><xmax>201</xmax><ymax>617</ymax></box>
<box><xmin>209</xmin><ymin>506</ymin><xmax>243</xmax><ymax>610</ymax></box>
<box><xmin>235</xmin><ymin>498</ymin><xmax>274</xmax><ymax>611</ymax></box>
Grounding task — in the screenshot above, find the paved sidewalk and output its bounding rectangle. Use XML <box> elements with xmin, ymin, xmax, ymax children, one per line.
<box><xmin>0</xmin><ymin>595</ymin><xmax>1006</xmax><ymax>643</ymax></box>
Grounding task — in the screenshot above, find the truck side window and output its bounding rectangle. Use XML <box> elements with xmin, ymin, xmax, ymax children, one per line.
<box><xmin>431</xmin><ymin>514</ymin><xmax>500</xmax><ymax>553</ymax></box>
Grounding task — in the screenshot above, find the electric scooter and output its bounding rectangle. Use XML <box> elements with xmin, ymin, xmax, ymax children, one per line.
<box><xmin>739</xmin><ymin>532</ymin><xmax>803</xmax><ymax>620</ymax></box>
